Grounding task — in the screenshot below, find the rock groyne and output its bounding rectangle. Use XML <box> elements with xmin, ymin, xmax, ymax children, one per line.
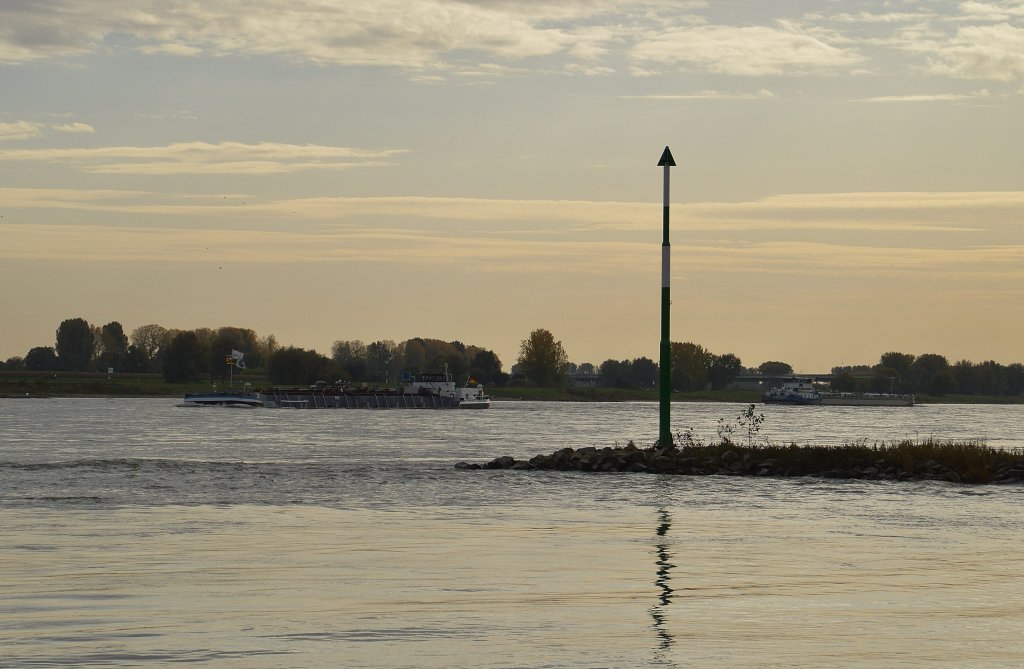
<box><xmin>458</xmin><ymin>441</ymin><xmax>1024</xmax><ymax>484</ymax></box>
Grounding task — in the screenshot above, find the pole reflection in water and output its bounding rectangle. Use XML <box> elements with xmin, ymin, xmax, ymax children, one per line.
<box><xmin>651</xmin><ymin>507</ymin><xmax>676</xmax><ymax>661</ymax></box>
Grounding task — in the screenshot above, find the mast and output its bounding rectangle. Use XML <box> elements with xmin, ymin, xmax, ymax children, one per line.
<box><xmin>658</xmin><ymin>146</ymin><xmax>676</xmax><ymax>446</ymax></box>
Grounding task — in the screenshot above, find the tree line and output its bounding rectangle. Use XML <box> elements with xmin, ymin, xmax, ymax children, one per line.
<box><xmin>832</xmin><ymin>352</ymin><xmax>1024</xmax><ymax>397</ymax></box>
<box><xmin>3</xmin><ymin>318</ymin><xmax>1023</xmax><ymax>397</ymax></box>
<box><xmin>0</xmin><ymin>317</ymin><xmax>507</xmax><ymax>387</ymax></box>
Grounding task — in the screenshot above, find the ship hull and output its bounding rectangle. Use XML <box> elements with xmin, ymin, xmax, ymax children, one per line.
<box><xmin>256</xmin><ymin>391</ymin><xmax>461</xmax><ymax>409</ymax></box>
<box><xmin>820</xmin><ymin>394</ymin><xmax>914</xmax><ymax>407</ymax></box>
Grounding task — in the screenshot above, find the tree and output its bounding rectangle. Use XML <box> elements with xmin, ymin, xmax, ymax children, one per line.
<box><xmin>870</xmin><ymin>366</ymin><xmax>901</xmax><ymax>394</ymax></box>
<box><xmin>757</xmin><ymin>361</ymin><xmax>793</xmax><ymax>376</ymax></box>
<box><xmin>268</xmin><ymin>347</ymin><xmax>336</xmax><ymax>385</ymax></box>
<box><xmin>124</xmin><ymin>345</ymin><xmax>150</xmax><ymax>373</ymax></box>
<box><xmin>911</xmin><ymin>353</ymin><xmax>949</xmax><ymax>394</ymax></box>
<box><xmin>469</xmin><ymin>349</ymin><xmax>503</xmax><ymax>385</ymax></box>
<box><xmin>332</xmin><ymin>340</ymin><xmax>368</xmax><ymax>381</ymax></box>
<box><xmin>209</xmin><ymin>326</ymin><xmax>261</xmax><ymax>377</ymax></box>
<box><xmin>259</xmin><ymin>334</ymin><xmax>279</xmax><ymax>359</ymax></box>
<box><xmin>25</xmin><ymin>346</ymin><xmax>59</xmax><ymax>371</ymax></box>
<box><xmin>162</xmin><ymin>331</ymin><xmax>209</xmax><ymax>382</ymax></box>
<box><xmin>96</xmin><ymin>321</ymin><xmax>129</xmax><ymax>371</ymax></box>
<box><xmin>631</xmin><ymin>357</ymin><xmax>659</xmax><ymax>389</ymax></box>
<box><xmin>709</xmin><ymin>353</ymin><xmax>743</xmax><ymax>390</ymax></box>
<box><xmin>926</xmin><ymin>370</ymin><xmax>957</xmax><ymax>396</ymax></box>
<box><xmin>830</xmin><ymin>370</ymin><xmax>860</xmax><ymax>392</ymax></box>
<box><xmin>1006</xmin><ymin>364</ymin><xmax>1024</xmax><ymax>397</ymax></box>
<box><xmin>599</xmin><ymin>359</ymin><xmax>630</xmax><ymax>387</ymax></box>
<box><xmin>878</xmin><ymin>352</ymin><xmax>915</xmax><ymax>392</ymax></box>
<box><xmin>400</xmin><ymin>338</ymin><xmax>468</xmax><ymax>377</ymax></box>
<box><xmin>670</xmin><ymin>342</ymin><xmax>711</xmax><ymax>392</ymax></box>
<box><xmin>517</xmin><ymin>328</ymin><xmax>569</xmax><ymax>387</ymax></box>
<box><xmin>953</xmin><ymin>360</ymin><xmax>978</xmax><ymax>395</ymax></box>
<box><xmin>131</xmin><ymin>324</ymin><xmax>169</xmax><ymax>372</ymax></box>
<box><xmin>2</xmin><ymin>356</ymin><xmax>25</xmax><ymax>371</ymax></box>
<box><xmin>56</xmin><ymin>318</ymin><xmax>95</xmax><ymax>371</ymax></box>
<box><xmin>366</xmin><ymin>340</ymin><xmax>398</xmax><ymax>382</ymax></box>
<box><xmin>975</xmin><ymin>361</ymin><xmax>1008</xmax><ymax>396</ymax></box>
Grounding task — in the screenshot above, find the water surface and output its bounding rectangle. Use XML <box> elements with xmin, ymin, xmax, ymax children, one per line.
<box><xmin>2</xmin><ymin>399</ymin><xmax>1022</xmax><ymax>667</ymax></box>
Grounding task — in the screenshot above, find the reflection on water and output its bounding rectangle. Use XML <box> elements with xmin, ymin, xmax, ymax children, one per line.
<box><xmin>651</xmin><ymin>508</ymin><xmax>675</xmax><ymax>659</ymax></box>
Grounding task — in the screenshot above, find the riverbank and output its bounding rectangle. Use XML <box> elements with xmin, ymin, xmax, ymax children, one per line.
<box><xmin>2</xmin><ymin>372</ymin><xmax>1021</xmax><ymax>404</ymax></box>
<box><xmin>465</xmin><ymin>440</ymin><xmax>1024</xmax><ymax>484</ymax></box>
<box><xmin>487</xmin><ymin>386</ymin><xmax>1024</xmax><ymax>405</ymax></box>
<box><xmin>0</xmin><ymin>372</ymin><xmax>219</xmax><ymax>398</ymax></box>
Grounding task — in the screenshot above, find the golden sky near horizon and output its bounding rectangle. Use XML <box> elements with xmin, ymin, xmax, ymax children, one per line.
<box><xmin>2</xmin><ymin>1</ymin><xmax>1023</xmax><ymax>372</ymax></box>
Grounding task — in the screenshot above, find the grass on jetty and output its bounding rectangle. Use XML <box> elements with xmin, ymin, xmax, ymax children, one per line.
<box><xmin>676</xmin><ymin>438</ymin><xmax>1021</xmax><ymax>483</ymax></box>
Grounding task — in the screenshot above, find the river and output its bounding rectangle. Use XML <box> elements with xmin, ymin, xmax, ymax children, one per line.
<box><xmin>2</xmin><ymin>398</ymin><xmax>1022</xmax><ymax>667</ymax></box>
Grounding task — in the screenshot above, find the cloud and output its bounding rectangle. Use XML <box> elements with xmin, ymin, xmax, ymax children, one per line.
<box><xmin>0</xmin><ymin>120</ymin><xmax>98</xmax><ymax>140</ymax></box>
<box><xmin>5</xmin><ymin>0</ymin><xmax>1019</xmax><ymax>86</ymax></box>
<box><xmin>0</xmin><ymin>0</ymin><xmax>574</xmax><ymax>67</ymax></box>
<box><xmin>619</xmin><ymin>89</ymin><xmax>776</xmax><ymax>100</ymax></box>
<box><xmin>630</xmin><ymin>24</ymin><xmax>863</xmax><ymax>76</ymax></box>
<box><xmin>3</xmin><ymin>219</ymin><xmax>1022</xmax><ymax>283</ymax></box>
<box><xmin>3</xmin><ymin>187</ymin><xmax>1021</xmax><ymax>232</ymax></box>
<box><xmin>51</xmin><ymin>122</ymin><xmax>96</xmax><ymax>133</ymax></box>
<box><xmin>814</xmin><ymin>11</ymin><xmax>931</xmax><ymax>25</ymax></box>
<box><xmin>0</xmin><ymin>141</ymin><xmax>407</xmax><ymax>175</ymax></box>
<box><xmin>0</xmin><ymin>121</ymin><xmax>45</xmax><ymax>141</ymax></box>
<box><xmin>925</xmin><ymin>23</ymin><xmax>1024</xmax><ymax>81</ymax></box>
<box><xmin>2</xmin><ymin>188</ymin><xmax>1022</xmax><ymax>292</ymax></box>
<box><xmin>855</xmin><ymin>89</ymin><xmax>990</xmax><ymax>102</ymax></box>
<box><xmin>956</xmin><ymin>1</ymin><xmax>1024</xmax><ymax>22</ymax></box>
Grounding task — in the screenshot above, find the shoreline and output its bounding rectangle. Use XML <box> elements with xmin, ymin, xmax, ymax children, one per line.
<box><xmin>3</xmin><ymin>390</ymin><xmax>1024</xmax><ymax>405</ymax></box>
<box><xmin>1</xmin><ymin>375</ymin><xmax>1022</xmax><ymax>405</ymax></box>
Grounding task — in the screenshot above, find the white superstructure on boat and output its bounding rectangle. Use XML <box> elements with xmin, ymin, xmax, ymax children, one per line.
<box><xmin>762</xmin><ymin>379</ymin><xmax>821</xmax><ymax>405</ymax></box>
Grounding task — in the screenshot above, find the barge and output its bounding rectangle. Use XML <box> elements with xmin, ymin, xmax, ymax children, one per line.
<box><xmin>763</xmin><ymin>379</ymin><xmax>914</xmax><ymax>407</ymax></box>
<box><xmin>257</xmin><ymin>371</ymin><xmax>490</xmax><ymax>409</ymax></box>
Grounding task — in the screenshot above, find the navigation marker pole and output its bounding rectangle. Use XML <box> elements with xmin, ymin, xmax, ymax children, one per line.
<box><xmin>658</xmin><ymin>146</ymin><xmax>676</xmax><ymax>447</ymax></box>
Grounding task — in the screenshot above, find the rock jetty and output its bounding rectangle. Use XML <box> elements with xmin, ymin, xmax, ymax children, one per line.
<box><xmin>457</xmin><ymin>441</ymin><xmax>1024</xmax><ymax>484</ymax></box>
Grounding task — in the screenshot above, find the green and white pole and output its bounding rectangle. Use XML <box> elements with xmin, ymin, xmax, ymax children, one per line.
<box><xmin>658</xmin><ymin>146</ymin><xmax>676</xmax><ymax>447</ymax></box>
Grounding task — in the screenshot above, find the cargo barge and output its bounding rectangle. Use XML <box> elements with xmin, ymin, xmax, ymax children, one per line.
<box><xmin>258</xmin><ymin>371</ymin><xmax>490</xmax><ymax>409</ymax></box>
<box><xmin>174</xmin><ymin>369</ymin><xmax>490</xmax><ymax>410</ymax></box>
<box><xmin>763</xmin><ymin>379</ymin><xmax>914</xmax><ymax>407</ymax></box>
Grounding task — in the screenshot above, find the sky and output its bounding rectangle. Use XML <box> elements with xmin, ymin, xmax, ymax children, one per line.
<box><xmin>1</xmin><ymin>0</ymin><xmax>1023</xmax><ymax>373</ymax></box>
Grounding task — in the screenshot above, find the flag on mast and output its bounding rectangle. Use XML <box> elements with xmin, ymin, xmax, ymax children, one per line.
<box><xmin>231</xmin><ymin>350</ymin><xmax>246</xmax><ymax>369</ymax></box>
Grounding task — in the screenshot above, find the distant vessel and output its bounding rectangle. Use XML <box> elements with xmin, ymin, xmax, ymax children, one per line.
<box><xmin>763</xmin><ymin>379</ymin><xmax>914</xmax><ymax>407</ymax></box>
<box><xmin>762</xmin><ymin>379</ymin><xmax>821</xmax><ymax>405</ymax></box>
<box><xmin>820</xmin><ymin>391</ymin><xmax>914</xmax><ymax>407</ymax></box>
<box><xmin>257</xmin><ymin>370</ymin><xmax>490</xmax><ymax>409</ymax></box>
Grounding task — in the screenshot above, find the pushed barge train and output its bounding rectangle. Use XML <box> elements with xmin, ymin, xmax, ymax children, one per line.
<box><xmin>181</xmin><ymin>369</ymin><xmax>490</xmax><ymax>409</ymax></box>
<box><xmin>762</xmin><ymin>378</ymin><xmax>914</xmax><ymax>407</ymax></box>
<box><xmin>259</xmin><ymin>372</ymin><xmax>490</xmax><ymax>409</ymax></box>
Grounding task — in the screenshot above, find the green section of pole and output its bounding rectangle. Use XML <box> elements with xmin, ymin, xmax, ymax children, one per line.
<box><xmin>659</xmin><ymin>284</ymin><xmax>671</xmax><ymax>445</ymax></box>
<box><xmin>657</xmin><ymin>146</ymin><xmax>675</xmax><ymax>447</ymax></box>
